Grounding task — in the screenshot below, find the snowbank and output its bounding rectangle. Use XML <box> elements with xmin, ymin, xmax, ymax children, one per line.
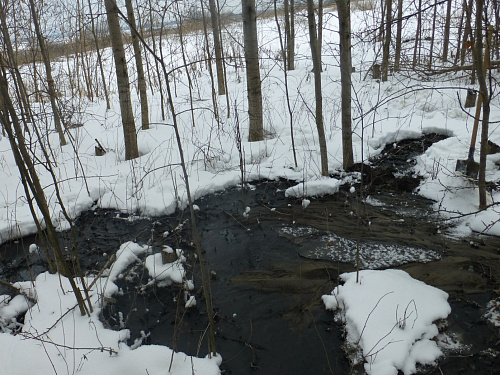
<box><xmin>0</xmin><ymin>272</ymin><xmax>220</xmax><ymax>375</ymax></box>
<box><xmin>323</xmin><ymin>270</ymin><xmax>451</xmax><ymax>375</ymax></box>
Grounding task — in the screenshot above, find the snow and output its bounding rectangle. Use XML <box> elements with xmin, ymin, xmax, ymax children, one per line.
<box><xmin>107</xmin><ymin>241</ymin><xmax>151</xmax><ymax>282</ymax></box>
<box><xmin>0</xmin><ymin>1</ymin><xmax>498</xmax><ymax>374</ymax></box>
<box><xmin>0</xmin><ymin>272</ymin><xmax>221</xmax><ymax>375</ymax></box>
<box><xmin>484</xmin><ymin>298</ymin><xmax>500</xmax><ymax>327</ymax></box>
<box><xmin>285</xmin><ymin>178</ymin><xmax>342</xmax><ymax>198</ymax></box>
<box><xmin>144</xmin><ymin>246</ymin><xmax>187</xmax><ymax>287</ymax></box>
<box><xmin>300</xmin><ymin>231</ymin><xmax>441</xmax><ymax>268</ymax></box>
<box><xmin>323</xmin><ymin>270</ymin><xmax>451</xmax><ymax>375</ymax></box>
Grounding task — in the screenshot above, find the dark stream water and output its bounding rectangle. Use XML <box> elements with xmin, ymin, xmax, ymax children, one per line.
<box><xmin>1</xmin><ymin>134</ymin><xmax>499</xmax><ymax>374</ymax></box>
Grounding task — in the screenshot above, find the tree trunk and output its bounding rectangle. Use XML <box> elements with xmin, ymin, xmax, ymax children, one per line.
<box><xmin>454</xmin><ymin>1</ymin><xmax>466</xmax><ymax>65</ymax></box>
<box><xmin>461</xmin><ymin>0</ymin><xmax>474</xmax><ymax>66</ymax></box>
<box><xmin>394</xmin><ymin>0</ymin><xmax>403</xmax><ymax>70</ymax></box>
<box><xmin>381</xmin><ymin>0</ymin><xmax>392</xmax><ymax>81</ymax></box>
<box><xmin>337</xmin><ymin>0</ymin><xmax>354</xmax><ymax>170</ymax></box>
<box><xmin>428</xmin><ymin>0</ymin><xmax>438</xmax><ymax>69</ymax></box>
<box><xmin>288</xmin><ymin>0</ymin><xmax>295</xmax><ymax>70</ymax></box>
<box><xmin>442</xmin><ymin>0</ymin><xmax>453</xmax><ymax>62</ymax></box>
<box><xmin>104</xmin><ymin>0</ymin><xmax>139</xmax><ymax>160</ymax></box>
<box><xmin>28</xmin><ymin>0</ymin><xmax>67</xmax><ymax>146</ymax></box>
<box><xmin>475</xmin><ymin>0</ymin><xmax>492</xmax><ymax>212</ymax></box>
<box><xmin>412</xmin><ymin>0</ymin><xmax>422</xmax><ymax>68</ymax></box>
<box><xmin>0</xmin><ymin>65</ymin><xmax>88</xmax><ymax>316</ymax></box>
<box><xmin>208</xmin><ymin>0</ymin><xmax>226</xmax><ymax>95</ymax></box>
<box><xmin>318</xmin><ymin>0</ymin><xmax>323</xmax><ymax>71</ymax></box>
<box><xmin>307</xmin><ymin>0</ymin><xmax>329</xmax><ymax>176</ymax></box>
<box><xmin>87</xmin><ymin>0</ymin><xmax>110</xmax><ymax>109</ymax></box>
<box><xmin>148</xmin><ymin>0</ymin><xmax>165</xmax><ymax>121</ymax></box>
<box><xmin>274</xmin><ymin>0</ymin><xmax>297</xmax><ymax>167</ymax></box>
<box><xmin>200</xmin><ymin>0</ymin><xmax>219</xmax><ymax>120</ymax></box>
<box><xmin>379</xmin><ymin>0</ymin><xmax>385</xmax><ymax>42</ymax></box>
<box><xmin>125</xmin><ymin>0</ymin><xmax>149</xmax><ymax>130</ymax></box>
<box><xmin>242</xmin><ymin>0</ymin><xmax>264</xmax><ymax>142</ymax></box>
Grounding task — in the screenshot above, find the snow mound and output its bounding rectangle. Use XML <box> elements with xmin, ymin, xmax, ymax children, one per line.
<box><xmin>145</xmin><ymin>246</ymin><xmax>186</xmax><ymax>287</ymax></box>
<box><xmin>285</xmin><ymin>178</ymin><xmax>341</xmax><ymax>198</ymax></box>
<box><xmin>323</xmin><ymin>269</ymin><xmax>451</xmax><ymax>375</ymax></box>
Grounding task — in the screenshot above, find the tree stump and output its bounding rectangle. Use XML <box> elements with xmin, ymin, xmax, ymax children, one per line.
<box><xmin>464</xmin><ymin>89</ymin><xmax>476</xmax><ymax>108</ymax></box>
<box><xmin>161</xmin><ymin>248</ymin><xmax>178</xmax><ymax>264</ymax></box>
<box><xmin>372</xmin><ymin>64</ymin><xmax>381</xmax><ymax>79</ymax></box>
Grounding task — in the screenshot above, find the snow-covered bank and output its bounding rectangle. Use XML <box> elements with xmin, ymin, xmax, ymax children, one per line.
<box><xmin>1</xmin><ymin>4</ymin><xmax>499</xmax><ymax>244</ymax></box>
<box><xmin>323</xmin><ymin>270</ymin><xmax>451</xmax><ymax>375</ymax></box>
<box><xmin>0</xmin><ymin>241</ymin><xmax>220</xmax><ymax>375</ymax></box>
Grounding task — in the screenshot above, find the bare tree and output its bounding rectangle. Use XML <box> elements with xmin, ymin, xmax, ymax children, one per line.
<box><xmin>394</xmin><ymin>0</ymin><xmax>403</xmax><ymax>70</ymax></box>
<box><xmin>461</xmin><ymin>0</ymin><xmax>474</xmax><ymax>66</ymax></box>
<box><xmin>475</xmin><ymin>10</ymin><xmax>492</xmax><ymax>209</ymax></box>
<box><xmin>208</xmin><ymin>0</ymin><xmax>226</xmax><ymax>95</ymax></box>
<box><xmin>242</xmin><ymin>0</ymin><xmax>264</xmax><ymax>142</ymax></box>
<box><xmin>104</xmin><ymin>0</ymin><xmax>139</xmax><ymax>160</ymax></box>
<box><xmin>274</xmin><ymin>0</ymin><xmax>297</xmax><ymax>167</ymax></box>
<box><xmin>0</xmin><ymin>58</ymin><xmax>90</xmax><ymax>316</ymax></box>
<box><xmin>442</xmin><ymin>0</ymin><xmax>453</xmax><ymax>62</ymax></box>
<box><xmin>200</xmin><ymin>0</ymin><xmax>219</xmax><ymax>119</ymax></box>
<box><xmin>428</xmin><ymin>0</ymin><xmax>438</xmax><ymax>69</ymax></box>
<box><xmin>87</xmin><ymin>0</ymin><xmax>110</xmax><ymax>109</ymax></box>
<box><xmin>28</xmin><ymin>0</ymin><xmax>67</xmax><ymax>146</ymax></box>
<box><xmin>125</xmin><ymin>0</ymin><xmax>150</xmax><ymax>130</ymax></box>
<box><xmin>307</xmin><ymin>0</ymin><xmax>328</xmax><ymax>176</ymax></box>
<box><xmin>284</xmin><ymin>0</ymin><xmax>295</xmax><ymax>70</ymax></box>
<box><xmin>337</xmin><ymin>0</ymin><xmax>354</xmax><ymax>170</ymax></box>
<box><xmin>381</xmin><ymin>0</ymin><xmax>392</xmax><ymax>81</ymax></box>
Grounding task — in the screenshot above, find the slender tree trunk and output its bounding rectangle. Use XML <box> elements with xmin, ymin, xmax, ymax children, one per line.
<box><xmin>201</xmin><ymin>0</ymin><xmax>219</xmax><ymax>120</ymax></box>
<box><xmin>382</xmin><ymin>0</ymin><xmax>392</xmax><ymax>81</ymax></box>
<box><xmin>493</xmin><ymin>0</ymin><xmax>500</xmax><ymax>60</ymax></box>
<box><xmin>307</xmin><ymin>0</ymin><xmax>328</xmax><ymax>176</ymax></box>
<box><xmin>475</xmin><ymin>1</ymin><xmax>492</xmax><ymax>212</ymax></box>
<box><xmin>461</xmin><ymin>0</ymin><xmax>474</xmax><ymax>65</ymax></box>
<box><xmin>274</xmin><ymin>0</ymin><xmax>297</xmax><ymax>167</ymax></box>
<box><xmin>242</xmin><ymin>0</ymin><xmax>263</xmax><ymax>142</ymax></box>
<box><xmin>87</xmin><ymin>0</ymin><xmax>110</xmax><ymax>109</ymax></box>
<box><xmin>28</xmin><ymin>0</ymin><xmax>67</xmax><ymax>146</ymax></box>
<box><xmin>148</xmin><ymin>0</ymin><xmax>165</xmax><ymax>121</ymax></box>
<box><xmin>288</xmin><ymin>0</ymin><xmax>295</xmax><ymax>70</ymax></box>
<box><xmin>428</xmin><ymin>0</ymin><xmax>438</xmax><ymax>69</ymax></box>
<box><xmin>442</xmin><ymin>0</ymin><xmax>453</xmax><ymax>62</ymax></box>
<box><xmin>0</xmin><ymin>1</ymin><xmax>33</xmax><ymax>126</ymax></box>
<box><xmin>136</xmin><ymin>8</ymin><xmax>154</xmax><ymax>96</ymax></box>
<box><xmin>412</xmin><ymin>0</ymin><xmax>422</xmax><ymax>68</ymax></box>
<box><xmin>104</xmin><ymin>0</ymin><xmax>139</xmax><ymax>160</ymax></box>
<box><xmin>284</xmin><ymin>0</ymin><xmax>291</xmax><ymax>70</ymax></box>
<box><xmin>175</xmin><ymin>6</ymin><xmax>196</xmax><ymax>128</ymax></box>
<box><xmin>208</xmin><ymin>0</ymin><xmax>226</xmax><ymax>95</ymax></box>
<box><xmin>77</xmin><ymin>0</ymin><xmax>93</xmax><ymax>101</ymax></box>
<box><xmin>455</xmin><ymin>2</ymin><xmax>466</xmax><ymax>65</ymax></box>
<box><xmin>0</xmin><ymin>64</ymin><xmax>88</xmax><ymax>316</ymax></box>
<box><xmin>318</xmin><ymin>0</ymin><xmax>323</xmax><ymax>71</ymax></box>
<box><xmin>337</xmin><ymin>0</ymin><xmax>354</xmax><ymax>170</ymax></box>
<box><xmin>216</xmin><ymin>0</ymin><xmax>231</xmax><ymax>117</ymax></box>
<box><xmin>394</xmin><ymin>0</ymin><xmax>403</xmax><ymax>70</ymax></box>
<box><xmin>379</xmin><ymin>0</ymin><xmax>385</xmax><ymax>42</ymax></box>
<box><xmin>125</xmin><ymin>0</ymin><xmax>149</xmax><ymax>130</ymax></box>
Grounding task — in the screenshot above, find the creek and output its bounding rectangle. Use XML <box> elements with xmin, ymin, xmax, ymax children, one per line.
<box><xmin>1</xmin><ymin>134</ymin><xmax>499</xmax><ymax>374</ymax></box>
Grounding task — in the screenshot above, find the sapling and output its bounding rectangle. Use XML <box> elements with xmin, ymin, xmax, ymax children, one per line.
<box><xmin>114</xmin><ymin>6</ymin><xmax>218</xmax><ymax>357</ymax></box>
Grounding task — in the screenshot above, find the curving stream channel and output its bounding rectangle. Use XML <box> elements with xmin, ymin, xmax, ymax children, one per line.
<box><xmin>1</xmin><ymin>134</ymin><xmax>499</xmax><ymax>374</ymax></box>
